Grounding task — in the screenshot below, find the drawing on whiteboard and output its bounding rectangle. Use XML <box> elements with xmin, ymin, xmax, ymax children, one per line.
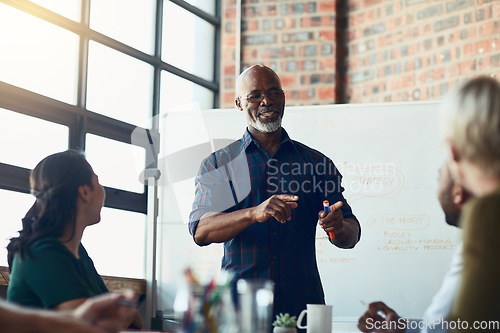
<box><xmin>339</xmin><ymin>161</ymin><xmax>405</xmax><ymax>201</ymax></box>
<box><xmin>367</xmin><ymin>214</ymin><xmax>429</xmax><ymax>230</ymax></box>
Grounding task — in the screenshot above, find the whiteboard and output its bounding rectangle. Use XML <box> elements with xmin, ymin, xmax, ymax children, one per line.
<box><xmin>156</xmin><ymin>101</ymin><xmax>461</xmax><ymax>322</ymax></box>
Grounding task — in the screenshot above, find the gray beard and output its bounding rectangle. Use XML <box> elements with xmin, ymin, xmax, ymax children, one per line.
<box><xmin>251</xmin><ymin>115</ymin><xmax>282</xmax><ymax>133</ymax></box>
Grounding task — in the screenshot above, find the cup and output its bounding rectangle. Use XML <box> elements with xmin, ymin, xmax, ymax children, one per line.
<box><xmin>297</xmin><ymin>304</ymin><xmax>333</xmax><ymax>333</ymax></box>
<box><xmin>237</xmin><ymin>278</ymin><xmax>274</xmax><ymax>333</ymax></box>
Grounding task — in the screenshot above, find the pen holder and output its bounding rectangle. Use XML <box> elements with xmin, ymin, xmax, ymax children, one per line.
<box><xmin>174</xmin><ymin>272</ymin><xmax>238</xmax><ymax>333</ymax></box>
<box><xmin>187</xmin><ymin>285</ymin><xmax>213</xmax><ymax>333</ymax></box>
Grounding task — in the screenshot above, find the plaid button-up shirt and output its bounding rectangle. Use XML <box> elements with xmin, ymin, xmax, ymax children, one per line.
<box><xmin>189</xmin><ymin>128</ymin><xmax>360</xmax><ymax>317</ymax></box>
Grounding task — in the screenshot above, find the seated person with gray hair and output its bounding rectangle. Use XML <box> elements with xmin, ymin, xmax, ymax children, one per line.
<box><xmin>441</xmin><ymin>76</ymin><xmax>500</xmax><ymax>331</ymax></box>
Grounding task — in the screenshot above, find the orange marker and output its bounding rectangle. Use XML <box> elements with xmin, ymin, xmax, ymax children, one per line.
<box><xmin>323</xmin><ymin>200</ymin><xmax>335</xmax><ymax>239</ymax></box>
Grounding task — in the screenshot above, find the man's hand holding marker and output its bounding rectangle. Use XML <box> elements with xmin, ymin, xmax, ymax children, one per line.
<box><xmin>319</xmin><ymin>200</ymin><xmax>344</xmax><ymax>239</ymax></box>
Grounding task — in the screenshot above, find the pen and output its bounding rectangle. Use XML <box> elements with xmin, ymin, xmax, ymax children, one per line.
<box><xmin>323</xmin><ymin>200</ymin><xmax>335</xmax><ymax>239</ymax></box>
<box><xmin>360</xmin><ymin>300</ymin><xmax>386</xmax><ymax>319</ymax></box>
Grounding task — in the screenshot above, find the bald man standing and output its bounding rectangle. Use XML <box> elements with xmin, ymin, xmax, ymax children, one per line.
<box><xmin>189</xmin><ymin>64</ymin><xmax>360</xmax><ymax>320</ymax></box>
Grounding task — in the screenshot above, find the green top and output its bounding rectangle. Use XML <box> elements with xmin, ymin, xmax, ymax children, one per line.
<box><xmin>7</xmin><ymin>237</ymin><xmax>108</xmax><ymax>309</ymax></box>
<box><xmin>449</xmin><ymin>185</ymin><xmax>500</xmax><ymax>331</ymax></box>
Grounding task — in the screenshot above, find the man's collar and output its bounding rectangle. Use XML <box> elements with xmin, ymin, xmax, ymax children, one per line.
<box><xmin>241</xmin><ymin>128</ymin><xmax>254</xmax><ymax>149</ymax></box>
<box><xmin>241</xmin><ymin>127</ymin><xmax>295</xmax><ymax>150</ymax></box>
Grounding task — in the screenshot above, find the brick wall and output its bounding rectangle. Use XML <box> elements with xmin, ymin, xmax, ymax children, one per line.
<box><xmin>220</xmin><ymin>0</ymin><xmax>500</xmax><ymax>107</ymax></box>
<box><xmin>348</xmin><ymin>0</ymin><xmax>500</xmax><ymax>103</ymax></box>
<box><xmin>220</xmin><ymin>0</ymin><xmax>336</xmax><ymax>108</ymax></box>
<box><xmin>220</xmin><ymin>0</ymin><xmax>237</xmax><ymax>108</ymax></box>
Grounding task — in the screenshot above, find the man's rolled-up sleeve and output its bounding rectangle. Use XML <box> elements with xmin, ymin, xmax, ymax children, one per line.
<box><xmin>188</xmin><ymin>155</ymin><xmax>239</xmax><ymax>240</ymax></box>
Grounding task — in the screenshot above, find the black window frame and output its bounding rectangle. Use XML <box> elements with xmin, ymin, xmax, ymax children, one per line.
<box><xmin>0</xmin><ymin>0</ymin><xmax>221</xmax><ymax>215</ymax></box>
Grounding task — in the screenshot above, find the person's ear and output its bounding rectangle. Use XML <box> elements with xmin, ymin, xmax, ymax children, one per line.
<box><xmin>446</xmin><ymin>143</ymin><xmax>463</xmax><ymax>184</ymax></box>
<box><xmin>235</xmin><ymin>97</ymin><xmax>243</xmax><ymax>111</ymax></box>
<box><xmin>451</xmin><ymin>183</ymin><xmax>465</xmax><ymax>206</ymax></box>
<box><xmin>78</xmin><ymin>184</ymin><xmax>91</xmax><ymax>203</ymax></box>
<box><xmin>449</xmin><ymin>143</ymin><xmax>460</xmax><ymax>163</ymax></box>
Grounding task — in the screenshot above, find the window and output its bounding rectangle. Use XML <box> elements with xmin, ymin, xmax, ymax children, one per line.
<box><xmin>183</xmin><ymin>0</ymin><xmax>216</xmax><ymax>16</ymax></box>
<box><xmin>162</xmin><ymin>1</ymin><xmax>215</xmax><ymax>82</ymax></box>
<box><xmin>29</xmin><ymin>0</ymin><xmax>81</xmax><ymax>21</ymax></box>
<box><xmin>160</xmin><ymin>71</ymin><xmax>215</xmax><ymax>111</ymax></box>
<box><xmin>0</xmin><ymin>190</ymin><xmax>34</xmax><ymax>267</ymax></box>
<box><xmin>86</xmin><ymin>42</ymin><xmax>154</xmax><ymax>127</ymax></box>
<box><xmin>0</xmin><ymin>0</ymin><xmax>220</xmax><ymax>278</ymax></box>
<box><xmin>0</xmin><ymin>108</ymin><xmax>68</xmax><ymax>169</ymax></box>
<box><xmin>0</xmin><ymin>3</ymin><xmax>79</xmax><ymax>104</ymax></box>
<box><xmin>83</xmin><ymin>207</ymin><xmax>146</xmax><ymax>278</ymax></box>
<box><xmin>86</xmin><ymin>134</ymin><xmax>146</xmax><ymax>193</ymax></box>
<box><xmin>89</xmin><ymin>0</ymin><xmax>156</xmax><ymax>54</ymax></box>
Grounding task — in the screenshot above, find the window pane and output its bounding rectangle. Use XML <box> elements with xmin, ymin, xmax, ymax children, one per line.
<box><xmin>29</xmin><ymin>0</ymin><xmax>81</xmax><ymax>22</ymax></box>
<box><xmin>0</xmin><ymin>190</ymin><xmax>34</xmax><ymax>267</ymax></box>
<box><xmin>0</xmin><ymin>4</ymin><xmax>79</xmax><ymax>104</ymax></box>
<box><xmin>90</xmin><ymin>0</ymin><xmax>155</xmax><ymax>54</ymax></box>
<box><xmin>85</xmin><ymin>134</ymin><xmax>145</xmax><ymax>193</ymax></box>
<box><xmin>82</xmin><ymin>207</ymin><xmax>146</xmax><ymax>278</ymax></box>
<box><xmin>162</xmin><ymin>2</ymin><xmax>215</xmax><ymax>82</ymax></box>
<box><xmin>0</xmin><ymin>108</ymin><xmax>69</xmax><ymax>169</ymax></box>
<box><xmin>160</xmin><ymin>71</ymin><xmax>215</xmax><ymax>111</ymax></box>
<box><xmin>0</xmin><ymin>192</ymin><xmax>147</xmax><ymax>278</ymax></box>
<box><xmin>184</xmin><ymin>0</ymin><xmax>216</xmax><ymax>16</ymax></box>
<box><xmin>87</xmin><ymin>42</ymin><xmax>153</xmax><ymax>127</ymax></box>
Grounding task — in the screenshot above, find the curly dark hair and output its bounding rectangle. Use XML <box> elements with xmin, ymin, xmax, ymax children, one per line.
<box><xmin>7</xmin><ymin>150</ymin><xmax>93</xmax><ymax>271</ymax></box>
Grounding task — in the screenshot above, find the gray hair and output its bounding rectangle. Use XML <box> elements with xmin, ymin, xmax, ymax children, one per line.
<box><xmin>440</xmin><ymin>76</ymin><xmax>500</xmax><ymax>176</ymax></box>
